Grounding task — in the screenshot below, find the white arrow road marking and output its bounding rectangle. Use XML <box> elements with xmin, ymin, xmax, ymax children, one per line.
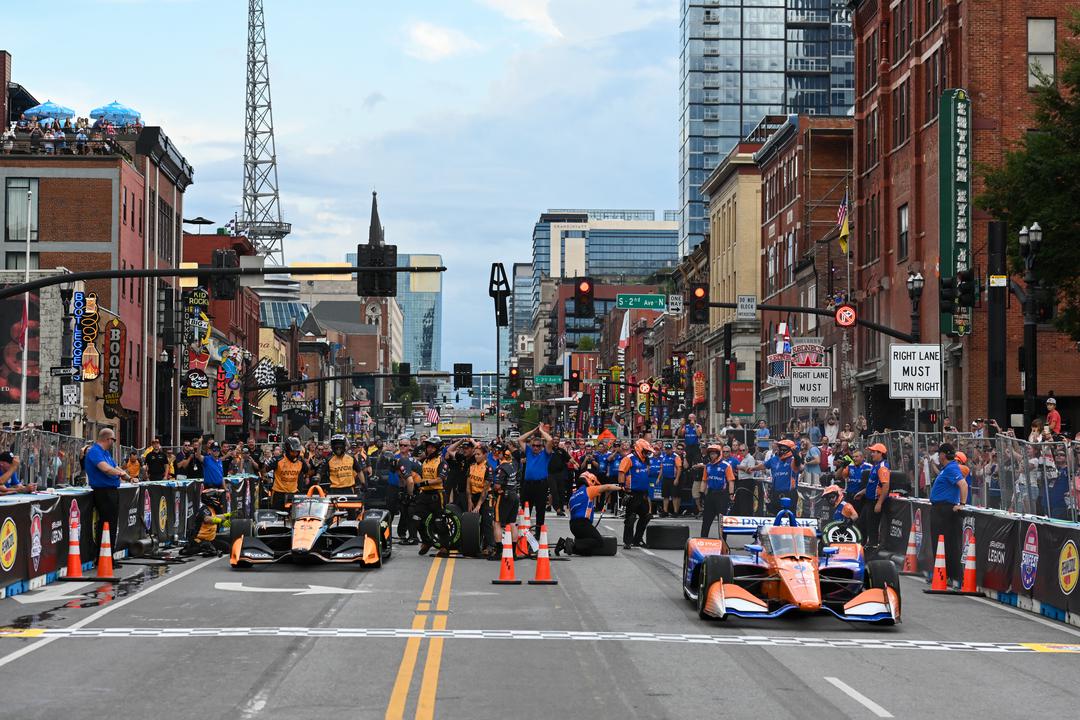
<box><xmin>11</xmin><ymin>581</ymin><xmax>96</xmax><ymax>605</ymax></box>
<box><xmin>214</xmin><ymin>582</ymin><xmax>371</xmax><ymax>596</ymax></box>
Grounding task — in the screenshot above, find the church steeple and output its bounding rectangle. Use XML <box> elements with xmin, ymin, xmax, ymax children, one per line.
<box><xmin>369</xmin><ymin>191</ymin><xmax>384</xmax><ymax>245</ymax></box>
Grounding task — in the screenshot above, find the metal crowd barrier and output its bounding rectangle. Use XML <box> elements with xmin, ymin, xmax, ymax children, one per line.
<box><xmin>0</xmin><ymin>429</ymin><xmax>139</xmax><ymax>489</ymax></box>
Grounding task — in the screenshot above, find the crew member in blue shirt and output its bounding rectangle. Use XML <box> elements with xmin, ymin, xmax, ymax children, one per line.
<box><xmin>619</xmin><ymin>439</ymin><xmax>655</xmax><ymax>549</ymax></box>
<box><xmin>765</xmin><ymin>439</ymin><xmax>802</xmax><ymax>515</ymax></box>
<box><xmin>84</xmin><ymin>427</ymin><xmax>131</xmax><ymax>546</ymax></box>
<box><xmin>929</xmin><ymin>443</ymin><xmax>968</xmax><ymax>582</ymax></box>
<box><xmin>682</xmin><ymin>414</ymin><xmax>703</xmax><ymax>466</ymax></box>
<box><xmin>194</xmin><ymin>440</ymin><xmax>225</xmax><ymax>489</ymax></box>
<box><xmin>517</xmin><ymin>424</ymin><xmax>554</xmax><ymax>538</ymax></box>
<box><xmin>0</xmin><ymin>451</ymin><xmax>35</xmax><ymax>494</ymax></box>
<box><xmin>858</xmin><ymin>443</ymin><xmax>891</xmax><ymax>551</ymax></box>
<box><xmin>697</xmin><ymin>444</ymin><xmax>734</xmax><ymax>538</ymax></box>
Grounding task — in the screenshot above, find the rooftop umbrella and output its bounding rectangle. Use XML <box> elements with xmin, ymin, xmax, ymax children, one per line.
<box><xmin>23</xmin><ymin>100</ymin><xmax>75</xmax><ymax>120</ymax></box>
<box><xmin>89</xmin><ymin>100</ymin><xmax>140</xmax><ymax>125</ymax></box>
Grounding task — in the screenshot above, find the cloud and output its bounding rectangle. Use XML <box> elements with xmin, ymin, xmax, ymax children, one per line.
<box><xmin>477</xmin><ymin>0</ymin><xmax>562</xmax><ymax>38</ymax></box>
<box><xmin>361</xmin><ymin>91</ymin><xmax>386</xmax><ymax>110</ymax></box>
<box><xmin>404</xmin><ymin>21</ymin><xmax>482</xmax><ymax>61</ymax></box>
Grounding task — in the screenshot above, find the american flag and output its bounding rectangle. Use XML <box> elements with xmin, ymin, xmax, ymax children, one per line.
<box><xmin>766</xmin><ymin>353</ymin><xmax>790</xmax><ymax>387</ymax></box>
<box><xmin>836</xmin><ymin>188</ymin><xmax>848</xmax><ymax>227</ymax></box>
<box><xmin>426</xmin><ymin>405</ymin><xmax>440</xmax><ymax>424</ymax></box>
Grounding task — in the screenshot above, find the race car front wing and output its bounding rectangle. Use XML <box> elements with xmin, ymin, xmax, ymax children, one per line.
<box><xmin>230</xmin><ymin>534</ymin><xmax>380</xmax><ymax>567</ymax></box>
<box><xmin>701</xmin><ymin>581</ymin><xmax>900</xmax><ymax>625</ymax></box>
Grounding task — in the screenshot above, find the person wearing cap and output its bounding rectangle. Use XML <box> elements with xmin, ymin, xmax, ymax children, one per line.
<box><xmin>414</xmin><ymin>436</ymin><xmax>449</xmax><ymax>557</ymax></box>
<box><xmin>765</xmin><ymin>439</ymin><xmax>802</xmax><ymax>515</ymax></box>
<box><xmin>85</xmin><ymin>428</ymin><xmax>131</xmax><ymax>542</ymax></box>
<box><xmin>395</xmin><ymin>442</ymin><xmax>423</xmax><ymax>545</ymax></box>
<box><xmin>123</xmin><ymin>451</ymin><xmax>142</xmax><ymax>483</ymax></box>
<box><xmin>659</xmin><ymin>442</ymin><xmax>683</xmax><ymax>518</ymax></box>
<box><xmin>858</xmin><ymin>443</ymin><xmax>891</xmax><ymax>551</ymax></box>
<box><xmin>194</xmin><ymin>440</ymin><xmax>225</xmax><ymax>489</ymax></box>
<box><xmin>491</xmin><ymin>449</ymin><xmax>519</xmax><ymax>553</ymax></box>
<box><xmin>698</xmin><ymin>444</ymin><xmax>735</xmax><ymax>538</ymax></box>
<box><xmin>518</xmin><ymin>425</ymin><xmax>555</xmax><ymax>537</ymax></box>
<box><xmin>555</xmin><ymin>472</ymin><xmax>621</xmax><ymax>557</ymax></box>
<box><xmin>929</xmin><ymin>442</ymin><xmax>968</xmax><ymax>583</ymax></box>
<box><xmin>619</xmin><ymin>439</ymin><xmax>655</xmax><ymax>549</ymax></box>
<box><xmin>845</xmin><ymin>449</ymin><xmax>871</xmax><ymax>508</ymax></box>
<box><xmin>647</xmin><ymin>442</ymin><xmax>664</xmax><ymax>508</ymax></box>
<box><xmin>0</xmin><ymin>451</ymin><xmax>35</xmax><ymax>495</ymax></box>
<box><xmin>1046</xmin><ymin>397</ymin><xmax>1061</xmax><ymax>436</ymax></box>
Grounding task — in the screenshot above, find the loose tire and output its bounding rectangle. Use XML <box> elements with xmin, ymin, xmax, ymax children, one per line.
<box><xmin>359</xmin><ymin>518</ymin><xmax>383</xmax><ymax>568</ymax></box>
<box><xmin>698</xmin><ymin>555</ymin><xmax>734</xmax><ymax>620</ymax></box>
<box><xmin>646</xmin><ymin>524</ymin><xmax>690</xmax><ymax>550</ymax></box>
<box><xmin>459</xmin><ymin>511</ymin><xmax>483</xmax><ymax>557</ymax></box>
<box><xmin>599</xmin><ymin>536</ymin><xmax>619</xmax><ymax>556</ymax></box>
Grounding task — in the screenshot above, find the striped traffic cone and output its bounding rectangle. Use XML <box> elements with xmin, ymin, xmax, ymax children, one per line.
<box><xmin>528</xmin><ymin>525</ymin><xmax>558</xmax><ymax>585</ymax></box>
<box><xmin>60</xmin><ymin>518</ymin><xmax>84</xmax><ymax>581</ymax></box>
<box><xmin>958</xmin><ymin>533</ymin><xmax>980</xmax><ymax>595</ymax></box>
<box><xmin>923</xmin><ymin>534</ymin><xmax>951</xmax><ymax>594</ymax></box>
<box><xmin>900</xmin><ymin>525</ymin><xmax>919</xmax><ymax>575</ymax></box>
<box><xmin>95</xmin><ymin>522</ymin><xmax>121</xmax><ymax>583</ymax></box>
<box><xmin>516</xmin><ymin>507</ymin><xmax>530</xmax><ymax>558</ymax></box>
<box><xmin>492</xmin><ymin>525</ymin><xmax>521</xmax><ymax>585</ymax></box>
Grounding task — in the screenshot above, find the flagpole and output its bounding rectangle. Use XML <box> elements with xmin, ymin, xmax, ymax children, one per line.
<box><xmin>19</xmin><ymin>189</ymin><xmax>32</xmax><ymax>426</ymax></box>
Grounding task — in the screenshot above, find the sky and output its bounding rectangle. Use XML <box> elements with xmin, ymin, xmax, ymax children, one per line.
<box><xmin>4</xmin><ymin>0</ymin><xmax>679</xmax><ymax>371</ymax></box>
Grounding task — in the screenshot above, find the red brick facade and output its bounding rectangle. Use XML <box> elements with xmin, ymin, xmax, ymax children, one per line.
<box><xmin>853</xmin><ymin>0</ymin><xmax>1080</xmax><ymax>431</ymax></box>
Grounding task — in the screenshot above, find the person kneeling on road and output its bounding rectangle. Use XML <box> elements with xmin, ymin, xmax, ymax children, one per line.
<box><xmin>181</xmin><ymin>489</ymin><xmax>231</xmax><ymax>556</ymax></box>
<box><xmin>555</xmin><ymin>472</ymin><xmax>620</xmax><ymax>557</ymax></box>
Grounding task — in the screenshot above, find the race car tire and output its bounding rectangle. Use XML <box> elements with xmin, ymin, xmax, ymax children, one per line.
<box><xmin>425</xmin><ymin>508</ymin><xmax>463</xmax><ymax>550</ymax></box>
<box><xmin>821</xmin><ymin>520</ymin><xmax>863</xmax><ymax>545</ymax></box>
<box><xmin>459</xmin><ymin>511</ymin><xmax>483</xmax><ymax>557</ymax></box>
<box><xmin>866</xmin><ymin>559</ymin><xmax>899</xmax><ymax>590</ymax></box>
<box><xmin>698</xmin><ymin>555</ymin><xmax>734</xmax><ymax>620</ymax></box>
<box><xmin>646</xmin><ymin>524</ymin><xmax>689</xmax><ymax>550</ymax></box>
<box><xmin>359</xmin><ymin>518</ymin><xmax>383</xmax><ymax>569</ymax></box>
<box><xmin>599</xmin><ymin>536</ymin><xmax>619</xmax><ymax>556</ymax></box>
<box><xmin>230</xmin><ymin>519</ymin><xmax>253</xmax><ymax>545</ymax></box>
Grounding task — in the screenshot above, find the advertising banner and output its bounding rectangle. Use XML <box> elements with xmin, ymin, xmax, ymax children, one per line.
<box><xmin>27</xmin><ymin>496</ymin><xmax>65</xmax><ymax>578</ymax></box>
<box><xmin>975</xmin><ymin>513</ymin><xmax>1017</xmax><ymax>592</ymax></box>
<box><xmin>0</xmin><ymin>503</ymin><xmax>29</xmax><ymax>587</ymax></box>
<box><xmin>0</xmin><ymin>286</ymin><xmax>40</xmax><ymax>403</ymax></box>
<box><xmin>692</xmin><ymin>371</ymin><xmax>706</xmax><ymax>405</ymax></box>
<box><xmin>881</xmin><ymin>499</ymin><xmax>911</xmax><ymax>557</ymax></box>
<box><xmin>215</xmin><ymin>365</ymin><xmax>243</xmax><ymax>426</ymax></box>
<box><xmin>101</xmin><ymin>317</ymin><xmax>126</xmax><ymax>413</ymax></box>
<box><xmin>78</xmin><ymin>292</ymin><xmax>101</xmax><ymax>382</ymax></box>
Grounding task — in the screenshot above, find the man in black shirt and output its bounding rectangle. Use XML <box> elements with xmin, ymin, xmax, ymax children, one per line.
<box><xmin>443</xmin><ymin>438</ymin><xmax>471</xmax><ymax>506</ymax></box>
<box><xmin>547</xmin><ymin>439</ymin><xmax>572</xmax><ymax>516</ymax></box>
<box><xmin>143</xmin><ymin>438</ymin><xmax>169</xmax><ymax>482</ymax></box>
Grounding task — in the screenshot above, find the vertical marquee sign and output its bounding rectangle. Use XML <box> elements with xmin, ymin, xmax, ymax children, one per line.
<box><xmin>939</xmin><ymin>89</ymin><xmax>972</xmax><ymax>336</ymax></box>
<box><xmin>101</xmin><ymin>317</ymin><xmax>126</xmax><ymax>415</ymax></box>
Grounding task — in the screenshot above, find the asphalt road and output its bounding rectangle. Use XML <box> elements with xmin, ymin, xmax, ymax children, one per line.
<box><xmin>2</xmin><ymin>516</ymin><xmax>1079</xmax><ymax>719</ymax></box>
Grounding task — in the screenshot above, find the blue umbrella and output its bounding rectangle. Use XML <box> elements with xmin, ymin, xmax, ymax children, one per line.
<box><xmin>89</xmin><ymin>100</ymin><xmax>140</xmax><ymax>125</ymax></box>
<box><xmin>23</xmin><ymin>100</ymin><xmax>75</xmax><ymax>120</ymax></box>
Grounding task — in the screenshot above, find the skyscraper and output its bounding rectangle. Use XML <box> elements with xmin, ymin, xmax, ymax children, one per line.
<box><xmin>347</xmin><ymin>251</ymin><xmax>443</xmax><ymax>371</ymax></box>
<box><xmin>679</xmin><ymin>0</ymin><xmax>854</xmax><ymax>255</ymax></box>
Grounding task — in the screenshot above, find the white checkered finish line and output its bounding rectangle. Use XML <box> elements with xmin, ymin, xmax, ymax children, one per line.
<box><xmin>2</xmin><ymin>626</ymin><xmax>1054</xmax><ymax>652</ymax></box>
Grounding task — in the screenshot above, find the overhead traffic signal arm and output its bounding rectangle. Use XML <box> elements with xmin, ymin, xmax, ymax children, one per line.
<box><xmin>704</xmin><ymin>299</ymin><xmax>918</xmax><ymax>343</ymax></box>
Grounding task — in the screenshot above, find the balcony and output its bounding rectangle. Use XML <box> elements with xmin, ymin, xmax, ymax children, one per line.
<box><xmin>1</xmin><ymin>126</ymin><xmax>133</xmax><ymax>162</ymax></box>
<box><xmin>786</xmin><ymin>10</ymin><xmax>830</xmax><ymax>25</ymax></box>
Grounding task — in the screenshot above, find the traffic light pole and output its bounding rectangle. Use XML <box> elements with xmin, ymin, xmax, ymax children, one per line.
<box><xmin>706</xmin><ymin>300</ymin><xmax>918</xmax><ymax>343</ymax></box>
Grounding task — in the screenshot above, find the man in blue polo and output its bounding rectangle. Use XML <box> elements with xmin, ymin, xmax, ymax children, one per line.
<box><xmin>85</xmin><ymin>427</ymin><xmax>131</xmax><ymax>544</ymax></box>
<box><xmin>682</xmin><ymin>414</ymin><xmax>703</xmax><ymax>467</ymax></box>
<box><xmin>765</xmin><ymin>439</ymin><xmax>801</xmax><ymax>515</ymax></box>
<box><xmin>929</xmin><ymin>442</ymin><xmax>968</xmax><ymax>583</ymax></box>
<box><xmin>194</xmin><ymin>440</ymin><xmax>225</xmax><ymax>489</ymax></box>
<box><xmin>517</xmin><ymin>424</ymin><xmax>554</xmax><ymax>538</ymax></box>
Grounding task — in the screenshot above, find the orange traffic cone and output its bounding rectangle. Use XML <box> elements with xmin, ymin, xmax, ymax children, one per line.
<box><xmin>900</xmin><ymin>525</ymin><xmax>919</xmax><ymax>575</ymax></box>
<box><xmin>492</xmin><ymin>525</ymin><xmax>521</xmax><ymax>585</ymax></box>
<box><xmin>923</xmin><ymin>534</ymin><xmax>950</xmax><ymax>594</ymax></box>
<box><xmin>95</xmin><ymin>522</ymin><xmax>121</xmax><ymax>583</ymax></box>
<box><xmin>516</xmin><ymin>507</ymin><xmax>530</xmax><ymax>558</ymax></box>
<box><xmin>60</xmin><ymin>518</ymin><xmax>83</xmax><ymax>581</ymax></box>
<box><xmin>528</xmin><ymin>525</ymin><xmax>558</xmax><ymax>585</ymax></box>
<box><xmin>959</xmin><ymin>533</ymin><xmax>980</xmax><ymax>595</ymax></box>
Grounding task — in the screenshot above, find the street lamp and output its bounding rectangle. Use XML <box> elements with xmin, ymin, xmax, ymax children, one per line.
<box><xmin>1019</xmin><ymin>223</ymin><xmax>1043</xmax><ymax>427</ymax></box>
<box><xmin>685</xmin><ymin>350</ymin><xmax>695</xmax><ymax>420</ymax></box>
<box><xmin>906</xmin><ymin>271</ymin><xmax>924</xmax><ymax>342</ymax></box>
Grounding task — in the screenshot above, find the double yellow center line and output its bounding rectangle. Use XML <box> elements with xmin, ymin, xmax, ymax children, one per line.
<box><xmin>385</xmin><ymin>556</ymin><xmax>456</xmax><ymax>720</ymax></box>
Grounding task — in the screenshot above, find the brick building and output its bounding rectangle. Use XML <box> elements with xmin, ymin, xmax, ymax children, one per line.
<box><xmin>753</xmin><ymin>115</ymin><xmax>853</xmax><ymax>428</ymax></box>
<box><xmin>852</xmin><ymin>0</ymin><xmax>1080</xmax><ymax>431</ymax></box>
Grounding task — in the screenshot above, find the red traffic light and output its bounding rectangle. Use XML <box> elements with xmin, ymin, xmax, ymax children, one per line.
<box><xmin>693</xmin><ymin>286</ymin><xmax>706</xmax><ymax>299</ymax></box>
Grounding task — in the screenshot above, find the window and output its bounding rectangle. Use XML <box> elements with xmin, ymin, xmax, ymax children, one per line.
<box><xmin>805</xmin><ymin>281</ymin><xmax>818</xmax><ymax>330</ymax></box>
<box><xmin>925</xmin><ymin>0</ymin><xmax>941</xmax><ymax>30</ymax></box>
<box><xmin>121</xmin><ymin>260</ymin><xmax>126</xmax><ymax>298</ymax></box>
<box><xmin>1028</xmin><ymin>19</ymin><xmax>1056</xmax><ymax>88</ymax></box>
<box><xmin>863</xmin><ymin>107</ymin><xmax>880</xmax><ymax>169</ymax></box>
<box><xmin>122</xmin><ymin>189</ymin><xmax>127</xmax><ymax>227</ymax></box>
<box><xmin>891</xmin><ymin>0</ymin><xmax>912</xmax><ymax>62</ymax></box>
<box><xmin>5</xmin><ymin>252</ymin><xmax>39</xmax><ymax>270</ymax></box>
<box><xmin>897</xmin><ymin>204</ymin><xmax>909</xmax><ymax>260</ymax></box>
<box><xmin>5</xmin><ymin>178</ymin><xmax>39</xmax><ymax>242</ymax></box>
<box><xmin>892</xmin><ymin>80</ymin><xmax>910</xmax><ymax>148</ymax></box>
<box><xmin>862</xmin><ymin>193</ymin><xmax>881</xmax><ymax>263</ymax></box>
<box><xmin>925</xmin><ymin>50</ymin><xmax>942</xmax><ymax>121</ymax></box>
<box><xmin>862</xmin><ymin>30</ymin><xmax>878</xmax><ymax>94</ymax></box>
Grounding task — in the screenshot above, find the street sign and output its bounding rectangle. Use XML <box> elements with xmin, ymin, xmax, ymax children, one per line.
<box><xmin>58</xmin><ymin>405</ymin><xmax>79</xmax><ymax>421</ymax></box>
<box><xmin>524</xmin><ymin>379</ymin><xmax>535</xmax><ymax>390</ymax></box>
<box><xmin>666</xmin><ymin>294</ymin><xmax>684</xmax><ymax>315</ymax></box>
<box><xmin>50</xmin><ymin>366</ymin><xmax>77</xmax><ymax>377</ymax></box>
<box><xmin>790</xmin><ymin>368</ymin><xmax>832</xmax><ymax>408</ymax></box>
<box><xmin>989</xmin><ymin>274</ymin><xmax>1007</xmax><ymax>288</ymax></box>
<box><xmin>616</xmin><ymin>294</ymin><xmax>667</xmax><ymax>311</ymax></box>
<box><xmin>889</xmin><ymin>344</ymin><xmax>942</xmax><ymax>399</ymax></box>
<box><xmin>834</xmin><ymin>303</ymin><xmax>857</xmax><ymax>328</ymax></box>
<box><xmin>61</xmin><ymin>384</ymin><xmax>79</xmax><ymax>406</ymax></box>
<box><xmin>736</xmin><ymin>295</ymin><xmax>757</xmax><ymax>322</ymax></box>
<box><xmin>534</xmin><ymin>374</ymin><xmax>562</xmax><ymax>385</ymax></box>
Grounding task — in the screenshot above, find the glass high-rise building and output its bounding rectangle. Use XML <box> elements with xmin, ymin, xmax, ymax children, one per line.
<box><xmin>678</xmin><ymin>0</ymin><xmax>854</xmax><ymax>254</ymax></box>
<box><xmin>347</xmin><ymin>251</ymin><xmax>443</xmax><ymax>371</ymax></box>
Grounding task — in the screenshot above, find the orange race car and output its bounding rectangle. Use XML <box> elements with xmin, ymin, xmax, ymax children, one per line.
<box><xmin>230</xmin><ymin>486</ymin><xmax>392</xmax><ymax>568</ymax></box>
<box><xmin>681</xmin><ymin>511</ymin><xmax>901</xmax><ymax>625</ymax></box>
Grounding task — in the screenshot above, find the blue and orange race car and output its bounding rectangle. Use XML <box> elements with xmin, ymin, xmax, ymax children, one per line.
<box><xmin>681</xmin><ymin>512</ymin><xmax>901</xmax><ymax>625</ymax></box>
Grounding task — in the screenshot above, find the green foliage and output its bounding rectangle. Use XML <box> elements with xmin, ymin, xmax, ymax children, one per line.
<box><xmin>978</xmin><ymin>11</ymin><xmax>1080</xmax><ymax>338</ymax></box>
<box><xmin>576</xmin><ymin>336</ymin><xmax>596</xmax><ymax>351</ymax></box>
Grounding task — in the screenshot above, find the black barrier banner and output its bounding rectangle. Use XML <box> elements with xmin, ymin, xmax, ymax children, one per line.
<box><xmin>911</xmin><ymin>502</ymin><xmax>934</xmax><ymax>573</ymax></box>
<box><xmin>147</xmin><ymin>484</ymin><xmax>172</xmax><ymax>543</ymax></box>
<box><xmin>975</xmin><ymin>513</ymin><xmax>1017</xmax><ymax>593</ymax></box>
<box><xmin>1034</xmin><ymin>523</ymin><xmax>1074</xmax><ymax>611</ymax></box>
<box><xmin>28</xmin><ymin>495</ymin><xmax>65</xmax><ymax>578</ymax></box>
<box><xmin>113</xmin><ymin>485</ymin><xmax>146</xmax><ymax>551</ymax></box>
<box><xmin>1014</xmin><ymin>520</ymin><xmax>1042</xmax><ymax>600</ymax></box>
<box><xmin>72</xmin><ymin>493</ymin><xmax>95</xmax><ymax>563</ymax></box>
<box><xmin>881</xmin><ymin>499</ymin><xmax>911</xmax><ymax>557</ymax></box>
<box><xmin>0</xmin><ymin>503</ymin><xmax>29</xmax><ymax>587</ymax></box>
<box><xmin>182</xmin><ymin>483</ymin><xmax>199</xmax><ymax>539</ymax></box>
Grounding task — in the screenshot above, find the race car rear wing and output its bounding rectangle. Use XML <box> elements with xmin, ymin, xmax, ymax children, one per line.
<box><xmin>720</xmin><ymin>515</ymin><xmax>818</xmax><ymax>536</ymax></box>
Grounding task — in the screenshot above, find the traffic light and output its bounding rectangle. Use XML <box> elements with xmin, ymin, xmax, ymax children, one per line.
<box><xmin>211</xmin><ymin>248</ymin><xmax>239</xmax><ymax>300</ymax></box>
<box><xmin>637</xmin><ymin>381</ymin><xmax>652</xmax><ymax>395</ymax></box>
<box><xmin>918</xmin><ymin>409</ymin><xmax>939</xmax><ymax>425</ymax></box>
<box><xmin>1036</xmin><ymin>286</ymin><xmax>1057</xmax><ymax>323</ymax></box>
<box><xmin>453</xmin><ymin>363</ymin><xmax>473</xmax><ymax>389</ymax></box>
<box><xmin>568</xmin><ymin>369</ymin><xmax>581</xmax><ymax>392</ymax></box>
<box><xmin>397</xmin><ymin>362</ymin><xmax>411</xmax><ymax>386</ymax></box>
<box><xmin>356</xmin><ymin>243</ymin><xmax>398</xmax><ymax>297</ymax></box>
<box><xmin>508</xmin><ymin>366</ymin><xmax>520</xmax><ymax>389</ymax></box>
<box><xmin>574</xmin><ymin>277</ymin><xmax>595</xmax><ymax>318</ymax></box>
<box><xmin>939</xmin><ymin>275</ymin><xmax>958</xmax><ymax>314</ymax></box>
<box><xmin>956</xmin><ymin>270</ymin><xmax>976</xmax><ymax>307</ymax></box>
<box><xmin>688</xmin><ymin>283</ymin><xmax>709</xmax><ymax>324</ymax></box>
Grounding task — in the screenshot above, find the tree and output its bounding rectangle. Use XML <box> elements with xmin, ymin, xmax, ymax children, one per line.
<box><xmin>576</xmin><ymin>336</ymin><xmax>596</xmax><ymax>351</ymax></box>
<box><xmin>979</xmin><ymin>12</ymin><xmax>1080</xmax><ymax>338</ymax></box>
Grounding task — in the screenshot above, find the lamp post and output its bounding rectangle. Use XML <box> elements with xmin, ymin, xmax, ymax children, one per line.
<box><xmin>685</xmin><ymin>350</ymin><xmax>695</xmax><ymax>422</ymax></box>
<box><xmin>906</xmin><ymin>271</ymin><xmax>925</xmax><ymax>343</ymax></box>
<box><xmin>1019</xmin><ymin>223</ymin><xmax>1042</xmax><ymax>428</ymax></box>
